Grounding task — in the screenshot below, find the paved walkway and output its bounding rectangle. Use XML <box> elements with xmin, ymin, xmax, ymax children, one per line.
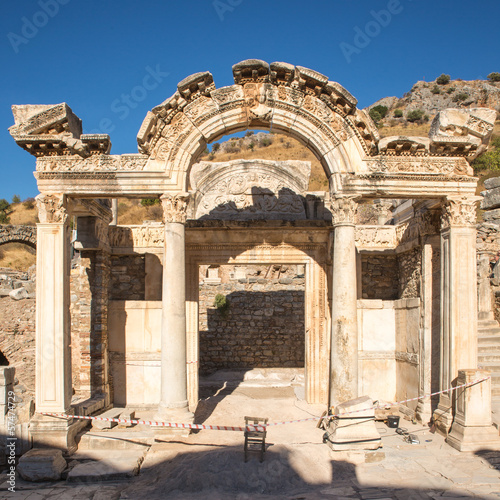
<box><xmin>1</xmin><ymin>385</ymin><xmax>500</xmax><ymax>499</ymax></box>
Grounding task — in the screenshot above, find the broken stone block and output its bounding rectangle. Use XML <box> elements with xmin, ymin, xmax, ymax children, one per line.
<box><xmin>17</xmin><ymin>448</ymin><xmax>67</xmax><ymax>481</ymax></box>
<box><xmin>92</xmin><ymin>408</ymin><xmax>123</xmax><ymax>430</ymax></box>
<box><xmin>118</xmin><ymin>409</ymin><xmax>136</xmax><ymax>428</ymax></box>
<box><xmin>9</xmin><ymin>287</ymin><xmax>28</xmax><ymax>301</ymax></box>
<box><xmin>324</xmin><ymin>396</ymin><xmax>382</xmax><ymax>451</ymax></box>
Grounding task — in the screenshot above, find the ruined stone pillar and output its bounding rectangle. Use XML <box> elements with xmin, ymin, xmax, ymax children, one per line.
<box><xmin>330</xmin><ymin>196</ymin><xmax>359</xmax><ymax>405</ymax></box>
<box><xmin>156</xmin><ymin>193</ymin><xmax>193</xmax><ymax>424</ymax></box>
<box><xmin>477</xmin><ymin>252</ymin><xmax>495</xmax><ymax>322</ymax></box>
<box><xmin>30</xmin><ymin>194</ymin><xmax>79</xmax><ymax>452</ymax></box>
<box><xmin>433</xmin><ymin>196</ymin><xmax>479</xmax><ymax>436</ymax></box>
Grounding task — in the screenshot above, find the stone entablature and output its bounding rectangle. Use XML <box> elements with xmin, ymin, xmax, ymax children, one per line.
<box><xmin>10</xmin><ymin>60</ymin><xmax>494</xmax><ymax>199</ymax></box>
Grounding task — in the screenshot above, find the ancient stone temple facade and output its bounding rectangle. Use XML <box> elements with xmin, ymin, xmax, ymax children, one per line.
<box><xmin>8</xmin><ymin>60</ymin><xmax>497</xmax><ymax>450</ymax></box>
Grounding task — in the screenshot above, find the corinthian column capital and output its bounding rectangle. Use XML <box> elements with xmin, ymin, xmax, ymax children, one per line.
<box><xmin>161</xmin><ymin>193</ymin><xmax>191</xmax><ymax>224</ymax></box>
<box><xmin>35</xmin><ymin>193</ymin><xmax>68</xmax><ymax>224</ymax></box>
<box><xmin>440</xmin><ymin>196</ymin><xmax>481</xmax><ymax>230</ymax></box>
<box><xmin>330</xmin><ymin>195</ymin><xmax>359</xmax><ymax>226</ymax></box>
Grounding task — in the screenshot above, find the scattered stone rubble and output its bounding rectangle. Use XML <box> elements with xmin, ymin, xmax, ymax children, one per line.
<box><xmin>0</xmin><ymin>265</ymin><xmax>36</xmax><ymax>301</ymax></box>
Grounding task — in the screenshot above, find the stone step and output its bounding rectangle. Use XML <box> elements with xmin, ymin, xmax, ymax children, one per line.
<box><xmin>478</xmin><ymin>335</ymin><xmax>500</xmax><ymax>345</ymax></box>
<box><xmin>478</xmin><ymin>343</ymin><xmax>500</xmax><ymax>353</ymax></box>
<box><xmin>77</xmin><ymin>429</ymin><xmax>153</xmax><ymax>451</ymax></box>
<box><xmin>91</xmin><ymin>407</ymin><xmax>124</xmax><ymax>430</ymax></box>
<box><xmin>66</xmin><ymin>450</ymin><xmax>146</xmax><ymax>482</ymax></box>
<box><xmin>478</xmin><ymin>327</ymin><xmax>500</xmax><ymax>337</ymax></box>
<box><xmin>478</xmin><ymin>319</ymin><xmax>500</xmax><ymax>329</ymax></box>
<box><xmin>478</xmin><ymin>352</ymin><xmax>500</xmax><ymax>361</ymax></box>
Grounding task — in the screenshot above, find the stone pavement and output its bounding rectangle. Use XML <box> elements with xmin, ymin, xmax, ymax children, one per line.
<box><xmin>1</xmin><ymin>386</ymin><xmax>500</xmax><ymax>499</ymax></box>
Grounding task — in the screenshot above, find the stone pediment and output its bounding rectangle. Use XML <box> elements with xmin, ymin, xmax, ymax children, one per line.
<box><xmin>190</xmin><ymin>159</ymin><xmax>311</xmax><ymax>220</ymax></box>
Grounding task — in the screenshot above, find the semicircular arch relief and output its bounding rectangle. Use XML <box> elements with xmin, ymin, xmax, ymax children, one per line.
<box><xmin>137</xmin><ymin>60</ymin><xmax>379</xmax><ymax>194</ymax></box>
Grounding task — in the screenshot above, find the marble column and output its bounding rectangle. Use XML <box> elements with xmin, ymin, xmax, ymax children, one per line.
<box><xmin>433</xmin><ymin>196</ymin><xmax>479</xmax><ymax>436</ymax></box>
<box><xmin>330</xmin><ymin>196</ymin><xmax>359</xmax><ymax>406</ymax></box>
<box><xmin>156</xmin><ymin>193</ymin><xmax>193</xmax><ymax>424</ymax></box>
<box><xmin>30</xmin><ymin>194</ymin><xmax>80</xmax><ymax>452</ymax></box>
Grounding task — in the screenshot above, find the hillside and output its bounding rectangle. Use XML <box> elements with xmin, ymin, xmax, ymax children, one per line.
<box><xmin>199</xmin><ymin>132</ymin><xmax>328</xmax><ymax>191</ymax></box>
<box><xmin>367</xmin><ymin>76</ymin><xmax>500</xmax><ymax>132</ymax></box>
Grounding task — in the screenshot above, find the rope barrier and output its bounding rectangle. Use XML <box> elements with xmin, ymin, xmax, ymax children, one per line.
<box><xmin>39</xmin><ymin>375</ymin><xmax>490</xmax><ymax>432</ymax></box>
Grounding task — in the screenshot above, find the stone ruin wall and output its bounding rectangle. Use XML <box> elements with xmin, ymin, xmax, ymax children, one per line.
<box><xmin>361</xmin><ymin>249</ymin><xmax>421</xmax><ymax>301</ymax></box>
<box><xmin>198</xmin><ymin>264</ymin><xmax>305</xmax><ymax>375</ymax></box>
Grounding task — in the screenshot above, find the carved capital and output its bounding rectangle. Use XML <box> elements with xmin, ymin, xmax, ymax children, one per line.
<box><xmin>35</xmin><ymin>193</ymin><xmax>68</xmax><ymax>224</ymax></box>
<box><xmin>417</xmin><ymin>209</ymin><xmax>441</xmax><ymax>236</ymax></box>
<box><xmin>161</xmin><ymin>193</ymin><xmax>190</xmax><ymax>224</ymax></box>
<box><xmin>440</xmin><ymin>196</ymin><xmax>480</xmax><ymax>230</ymax></box>
<box><xmin>330</xmin><ymin>196</ymin><xmax>359</xmax><ymax>225</ymax></box>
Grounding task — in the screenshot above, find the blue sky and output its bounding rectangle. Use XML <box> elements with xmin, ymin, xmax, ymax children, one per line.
<box><xmin>0</xmin><ymin>0</ymin><xmax>499</xmax><ymax>200</ymax></box>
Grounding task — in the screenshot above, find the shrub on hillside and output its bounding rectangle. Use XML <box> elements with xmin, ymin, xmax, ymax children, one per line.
<box><xmin>212</xmin><ymin>143</ymin><xmax>220</xmax><ymax>152</ymax></box>
<box><xmin>369</xmin><ymin>110</ymin><xmax>382</xmax><ymax>123</ymax></box>
<box><xmin>436</xmin><ymin>74</ymin><xmax>451</xmax><ymax>85</ymax></box>
<box><xmin>472</xmin><ymin>144</ymin><xmax>500</xmax><ymax>173</ymax></box>
<box><xmin>431</xmin><ymin>85</ymin><xmax>441</xmax><ymax>95</ymax></box>
<box><xmin>140</xmin><ymin>198</ymin><xmax>160</xmax><ymax>207</ymax></box>
<box><xmin>370</xmin><ymin>105</ymin><xmax>388</xmax><ymax>120</ymax></box>
<box><xmin>22</xmin><ymin>197</ymin><xmax>35</xmax><ymax>210</ymax></box>
<box><xmin>393</xmin><ymin>109</ymin><xmax>403</xmax><ymax>118</ymax></box>
<box><xmin>487</xmin><ymin>72</ymin><xmax>500</xmax><ymax>82</ymax></box>
<box><xmin>452</xmin><ymin>92</ymin><xmax>469</xmax><ymax>102</ymax></box>
<box><xmin>12</xmin><ymin>194</ymin><xmax>20</xmax><ymax>203</ymax></box>
<box><xmin>406</xmin><ymin>109</ymin><xmax>425</xmax><ymax>122</ymax></box>
<box><xmin>446</xmin><ymin>87</ymin><xmax>456</xmax><ymax>94</ymax></box>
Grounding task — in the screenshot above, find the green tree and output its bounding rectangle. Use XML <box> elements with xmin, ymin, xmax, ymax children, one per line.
<box><xmin>369</xmin><ymin>109</ymin><xmax>382</xmax><ymax>123</ymax></box>
<box><xmin>212</xmin><ymin>143</ymin><xmax>220</xmax><ymax>152</ymax></box>
<box><xmin>370</xmin><ymin>105</ymin><xmax>388</xmax><ymax>120</ymax></box>
<box><xmin>487</xmin><ymin>72</ymin><xmax>500</xmax><ymax>82</ymax></box>
<box><xmin>11</xmin><ymin>194</ymin><xmax>20</xmax><ymax>203</ymax></box>
<box><xmin>0</xmin><ymin>199</ymin><xmax>11</xmax><ymax>224</ymax></box>
<box><xmin>407</xmin><ymin>109</ymin><xmax>425</xmax><ymax>122</ymax></box>
<box><xmin>436</xmin><ymin>74</ymin><xmax>451</xmax><ymax>85</ymax></box>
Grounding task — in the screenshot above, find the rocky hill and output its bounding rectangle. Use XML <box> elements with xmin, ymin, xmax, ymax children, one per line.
<box><xmin>367</xmin><ymin>76</ymin><xmax>500</xmax><ymax>125</ymax></box>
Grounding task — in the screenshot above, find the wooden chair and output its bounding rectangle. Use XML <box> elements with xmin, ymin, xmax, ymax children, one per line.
<box><xmin>244</xmin><ymin>416</ymin><xmax>268</xmax><ymax>462</ymax></box>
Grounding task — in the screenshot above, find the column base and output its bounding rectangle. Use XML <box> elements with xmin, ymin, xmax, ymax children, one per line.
<box><xmin>432</xmin><ymin>404</ymin><xmax>454</xmax><ymax>437</ymax></box>
<box><xmin>447</xmin><ymin>423</ymin><xmax>500</xmax><ymax>452</ymax></box>
<box><xmin>29</xmin><ymin>414</ymin><xmax>88</xmax><ymax>455</ymax></box>
<box><xmin>153</xmin><ymin>401</ymin><xmax>194</xmax><ymax>439</ymax></box>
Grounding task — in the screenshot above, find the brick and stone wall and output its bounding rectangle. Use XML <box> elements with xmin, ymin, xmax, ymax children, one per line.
<box><xmin>198</xmin><ymin>265</ymin><xmax>305</xmax><ymax>375</ymax></box>
<box><xmin>361</xmin><ymin>255</ymin><xmax>399</xmax><ymax>300</ymax></box>
<box><xmin>109</xmin><ymin>255</ymin><xmax>145</xmax><ymax>300</ymax></box>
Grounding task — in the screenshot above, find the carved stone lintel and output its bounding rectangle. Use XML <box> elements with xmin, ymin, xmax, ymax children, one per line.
<box><xmin>36</xmin><ymin>193</ymin><xmax>68</xmax><ymax>224</ymax></box>
<box><xmin>441</xmin><ymin>196</ymin><xmax>481</xmax><ymax>230</ymax></box>
<box><xmin>161</xmin><ymin>193</ymin><xmax>190</xmax><ymax>224</ymax></box>
<box><xmin>330</xmin><ymin>196</ymin><xmax>359</xmax><ymax>225</ymax></box>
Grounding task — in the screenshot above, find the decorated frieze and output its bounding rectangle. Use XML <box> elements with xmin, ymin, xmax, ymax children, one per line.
<box><xmin>191</xmin><ymin>159</ymin><xmax>310</xmax><ymax>220</ymax></box>
<box><xmin>36</xmin><ymin>154</ymin><xmax>148</xmax><ymax>172</ymax></box>
<box><xmin>365</xmin><ymin>156</ymin><xmax>472</xmax><ymax>176</ymax></box>
<box><xmin>109</xmin><ymin>224</ymin><xmax>165</xmax><ymax>248</ymax></box>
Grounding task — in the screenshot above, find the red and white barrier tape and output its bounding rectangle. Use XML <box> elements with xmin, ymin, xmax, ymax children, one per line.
<box><xmin>39</xmin><ymin>375</ymin><xmax>490</xmax><ymax>432</ymax></box>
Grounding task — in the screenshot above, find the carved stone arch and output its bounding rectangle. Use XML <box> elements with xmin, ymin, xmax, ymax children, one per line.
<box><xmin>137</xmin><ymin>60</ymin><xmax>379</xmax><ymax>194</ymax></box>
<box><xmin>0</xmin><ymin>225</ymin><xmax>37</xmax><ymax>249</ymax></box>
